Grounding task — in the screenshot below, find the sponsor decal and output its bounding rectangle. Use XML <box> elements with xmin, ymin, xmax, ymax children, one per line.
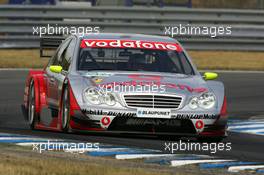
<box><xmin>83</xmin><ymin>109</ymin><xmax>136</xmax><ymax>118</ymax></box>
<box><xmin>126</xmin><ymin>118</ymin><xmax>181</xmax><ymax>127</ymax></box>
<box><xmin>171</xmin><ymin>114</ymin><xmax>219</xmax><ymax>119</ymax></box>
<box><xmin>128</xmin><ymin>75</ymin><xmax>162</xmax><ymax>82</ymax></box>
<box><xmin>98</xmin><ymin>81</ymin><xmax>207</xmax><ymax>93</ymax></box>
<box><xmin>80</xmin><ymin>39</ymin><xmax>182</xmax><ymax>51</ymax></box>
<box><xmin>82</xmin><ymin>110</ymin><xmax>217</xmax><ymax>120</ymax></box>
<box><xmin>137</xmin><ymin>108</ymin><xmax>171</xmax><ymax>119</ymax></box>
<box><xmin>195</xmin><ymin>120</ymin><xmax>204</xmax><ymax>130</ymax></box>
<box><xmin>101</xmin><ymin>116</ymin><xmax>111</xmax><ymax>126</ymax></box>
<box><xmin>84</xmin><ymin>72</ymin><xmax>114</xmax><ymax>77</ymax></box>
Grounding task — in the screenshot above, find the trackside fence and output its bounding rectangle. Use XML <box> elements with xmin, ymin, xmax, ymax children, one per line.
<box><xmin>1</xmin><ymin>5</ymin><xmax>264</xmax><ymax>51</ymax></box>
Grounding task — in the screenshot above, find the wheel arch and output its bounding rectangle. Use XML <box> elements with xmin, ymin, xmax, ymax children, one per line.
<box><xmin>23</xmin><ymin>70</ymin><xmax>47</xmax><ymax>114</ymax></box>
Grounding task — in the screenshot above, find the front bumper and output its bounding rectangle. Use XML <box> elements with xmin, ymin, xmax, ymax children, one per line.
<box><xmin>69</xmin><ymin>108</ymin><xmax>227</xmax><ymax>137</ymax></box>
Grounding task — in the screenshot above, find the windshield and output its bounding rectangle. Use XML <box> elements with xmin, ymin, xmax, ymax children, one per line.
<box><xmin>77</xmin><ymin>40</ymin><xmax>194</xmax><ymax>75</ymax></box>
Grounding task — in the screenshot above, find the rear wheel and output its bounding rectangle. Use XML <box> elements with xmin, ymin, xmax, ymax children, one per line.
<box><xmin>28</xmin><ymin>80</ymin><xmax>39</xmax><ymax>129</ymax></box>
<box><xmin>61</xmin><ymin>86</ymin><xmax>71</xmax><ymax>132</ymax></box>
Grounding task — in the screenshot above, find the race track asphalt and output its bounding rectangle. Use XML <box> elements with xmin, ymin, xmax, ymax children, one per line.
<box><xmin>0</xmin><ymin>70</ymin><xmax>263</xmax><ymax>161</ymax></box>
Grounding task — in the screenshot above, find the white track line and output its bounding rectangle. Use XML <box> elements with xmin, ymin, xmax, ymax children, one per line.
<box><xmin>228</xmin><ymin>121</ymin><xmax>264</xmax><ymax>126</ymax></box>
<box><xmin>0</xmin><ymin>68</ymin><xmax>36</xmax><ymax>71</ymax></box>
<box><xmin>64</xmin><ymin>147</ymin><xmax>129</xmax><ymax>153</ymax></box>
<box><xmin>16</xmin><ymin>141</ymin><xmax>69</xmax><ymax>146</ymax></box>
<box><xmin>170</xmin><ymin>159</ymin><xmax>234</xmax><ymax>167</ymax></box>
<box><xmin>228</xmin><ymin>165</ymin><xmax>264</xmax><ymax>172</ymax></box>
<box><xmin>17</xmin><ymin>142</ymin><xmax>46</xmax><ymax>146</ymax></box>
<box><xmin>17</xmin><ymin>143</ymin><xmax>130</xmax><ymax>153</ymax></box>
<box><xmin>0</xmin><ymin>133</ymin><xmax>21</xmax><ymax>136</ymax></box>
<box><xmin>115</xmin><ymin>154</ymin><xmax>175</xmax><ymax>160</ymax></box>
<box><xmin>228</xmin><ymin>124</ymin><xmax>264</xmax><ymax>129</ymax></box>
<box><xmin>240</xmin><ymin>129</ymin><xmax>264</xmax><ymax>133</ymax></box>
<box><xmin>0</xmin><ymin>137</ymin><xmax>46</xmax><ymax>141</ymax></box>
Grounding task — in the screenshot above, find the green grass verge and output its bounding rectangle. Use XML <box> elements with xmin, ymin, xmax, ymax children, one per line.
<box><xmin>0</xmin><ymin>154</ymin><xmax>169</xmax><ymax>175</ymax></box>
<box><xmin>0</xmin><ymin>49</ymin><xmax>264</xmax><ymax>70</ymax></box>
<box><xmin>0</xmin><ymin>143</ymin><xmax>178</xmax><ymax>175</ymax></box>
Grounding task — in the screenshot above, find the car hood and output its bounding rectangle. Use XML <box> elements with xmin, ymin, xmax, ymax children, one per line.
<box><xmin>78</xmin><ymin>71</ymin><xmax>209</xmax><ymax>95</ymax></box>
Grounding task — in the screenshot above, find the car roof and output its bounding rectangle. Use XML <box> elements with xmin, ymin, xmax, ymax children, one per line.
<box><xmin>74</xmin><ymin>33</ymin><xmax>179</xmax><ymax>43</ymax></box>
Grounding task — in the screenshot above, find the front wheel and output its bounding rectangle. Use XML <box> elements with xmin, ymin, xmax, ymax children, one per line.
<box><xmin>61</xmin><ymin>86</ymin><xmax>71</xmax><ymax>132</ymax></box>
<box><xmin>28</xmin><ymin>80</ymin><xmax>39</xmax><ymax>129</ymax></box>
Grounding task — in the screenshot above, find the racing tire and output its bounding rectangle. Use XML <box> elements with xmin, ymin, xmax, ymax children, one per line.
<box><xmin>28</xmin><ymin>80</ymin><xmax>39</xmax><ymax>130</ymax></box>
<box><xmin>61</xmin><ymin>86</ymin><xmax>71</xmax><ymax>133</ymax></box>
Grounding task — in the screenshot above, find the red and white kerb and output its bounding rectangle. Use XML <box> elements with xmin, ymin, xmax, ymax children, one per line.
<box><xmin>80</xmin><ymin>39</ymin><xmax>182</xmax><ymax>51</ymax></box>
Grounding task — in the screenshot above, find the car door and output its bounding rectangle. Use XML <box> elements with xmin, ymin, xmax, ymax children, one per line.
<box><xmin>46</xmin><ymin>38</ymin><xmax>72</xmax><ymax>109</ymax></box>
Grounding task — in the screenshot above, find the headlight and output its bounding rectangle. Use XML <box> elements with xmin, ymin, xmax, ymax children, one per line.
<box><xmin>198</xmin><ymin>92</ymin><xmax>216</xmax><ymax>109</ymax></box>
<box><xmin>83</xmin><ymin>88</ymin><xmax>117</xmax><ymax>106</ymax></box>
<box><xmin>189</xmin><ymin>92</ymin><xmax>216</xmax><ymax>109</ymax></box>
<box><xmin>83</xmin><ymin>88</ymin><xmax>101</xmax><ymax>105</ymax></box>
<box><xmin>189</xmin><ymin>97</ymin><xmax>199</xmax><ymax>109</ymax></box>
<box><xmin>103</xmin><ymin>93</ymin><xmax>116</xmax><ymax>106</ymax></box>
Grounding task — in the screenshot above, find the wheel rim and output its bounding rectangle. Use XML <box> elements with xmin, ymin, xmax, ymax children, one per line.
<box><xmin>62</xmin><ymin>90</ymin><xmax>69</xmax><ymax>128</ymax></box>
<box><xmin>28</xmin><ymin>84</ymin><xmax>35</xmax><ymax>124</ymax></box>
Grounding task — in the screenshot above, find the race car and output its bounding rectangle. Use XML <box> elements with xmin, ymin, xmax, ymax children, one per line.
<box><xmin>22</xmin><ymin>33</ymin><xmax>227</xmax><ymax>141</ymax></box>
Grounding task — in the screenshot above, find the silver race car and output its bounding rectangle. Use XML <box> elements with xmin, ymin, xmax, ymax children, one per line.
<box><xmin>22</xmin><ymin>33</ymin><xmax>227</xmax><ymax>141</ymax></box>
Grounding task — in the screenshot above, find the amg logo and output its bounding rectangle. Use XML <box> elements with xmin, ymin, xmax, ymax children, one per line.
<box><xmin>126</xmin><ymin>118</ymin><xmax>181</xmax><ymax>126</ymax></box>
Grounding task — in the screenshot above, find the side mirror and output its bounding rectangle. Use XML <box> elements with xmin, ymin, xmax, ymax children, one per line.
<box><xmin>203</xmin><ymin>72</ymin><xmax>218</xmax><ymax>80</ymax></box>
<box><xmin>49</xmin><ymin>65</ymin><xmax>62</xmax><ymax>73</ymax></box>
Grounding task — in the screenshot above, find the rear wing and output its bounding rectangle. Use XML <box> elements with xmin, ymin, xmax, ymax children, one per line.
<box><xmin>40</xmin><ymin>36</ymin><xmax>65</xmax><ymax>57</ymax></box>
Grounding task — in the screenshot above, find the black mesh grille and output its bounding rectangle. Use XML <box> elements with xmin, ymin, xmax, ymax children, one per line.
<box><xmin>124</xmin><ymin>94</ymin><xmax>182</xmax><ymax>109</ymax></box>
<box><xmin>108</xmin><ymin>117</ymin><xmax>196</xmax><ymax>134</ymax></box>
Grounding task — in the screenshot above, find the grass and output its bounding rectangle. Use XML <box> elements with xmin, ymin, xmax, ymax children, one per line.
<box><xmin>0</xmin><ymin>49</ymin><xmax>47</xmax><ymax>68</ymax></box>
<box><xmin>191</xmin><ymin>0</ymin><xmax>258</xmax><ymax>9</ymax></box>
<box><xmin>0</xmin><ymin>49</ymin><xmax>264</xmax><ymax>70</ymax></box>
<box><xmin>0</xmin><ymin>153</ymin><xmax>170</xmax><ymax>175</ymax></box>
<box><xmin>0</xmin><ymin>143</ymin><xmax>228</xmax><ymax>175</ymax></box>
<box><xmin>189</xmin><ymin>51</ymin><xmax>264</xmax><ymax>71</ymax></box>
<box><xmin>0</xmin><ymin>155</ymin><xmax>165</xmax><ymax>175</ymax></box>
<box><xmin>163</xmin><ymin>0</ymin><xmax>259</xmax><ymax>9</ymax></box>
<box><xmin>0</xmin><ymin>144</ymin><xmax>181</xmax><ymax>175</ymax></box>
